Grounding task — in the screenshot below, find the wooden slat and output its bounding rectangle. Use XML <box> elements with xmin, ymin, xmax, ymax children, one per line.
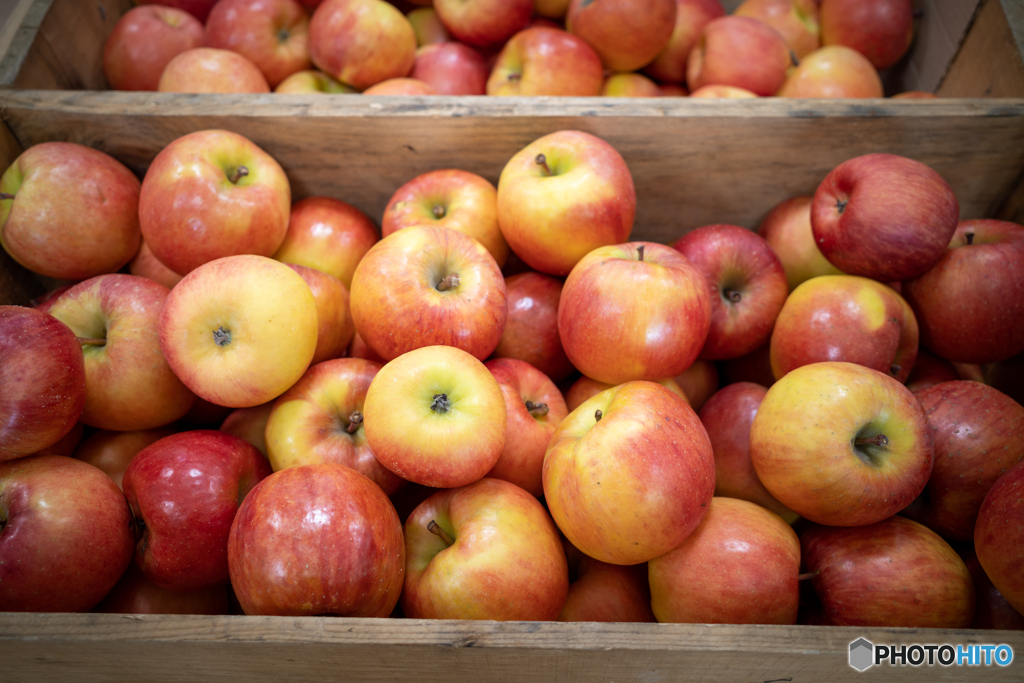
<box><xmin>938</xmin><ymin>0</ymin><xmax>1024</xmax><ymax>97</ymax></box>
<box><xmin>0</xmin><ymin>119</ymin><xmax>41</xmax><ymax>306</ymax></box>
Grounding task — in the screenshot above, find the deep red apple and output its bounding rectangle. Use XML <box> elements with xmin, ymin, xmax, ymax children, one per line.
<box><xmin>491</xmin><ymin>272</ymin><xmax>574</xmax><ymax>382</ymax></box>
<box><xmin>958</xmin><ymin>544</ymin><xmax>1024</xmax><ymax>630</ymax></box>
<box><xmin>975</xmin><ymin>458</ymin><xmax>1024</xmax><ymax>614</ymax></box>
<box><xmin>411</xmin><ymin>42</ymin><xmax>488</xmax><ymax>95</ymax></box>
<box><xmin>94</xmin><ymin>562</ymin><xmax>229</xmax><ymax>615</ymax></box>
<box><xmin>559</xmin><ymin>539</ymin><xmax>655</xmax><ymax>622</ymax></box>
<box><xmin>137</xmin><ymin>0</ymin><xmax>219</xmax><ymax>22</ymax></box>
<box><xmin>904</xmin><ymin>349</ymin><xmax>959</xmax><ymax>393</ymax></box>
<box><xmin>819</xmin><ymin>0</ymin><xmax>913</xmax><ymax>70</ymax></box>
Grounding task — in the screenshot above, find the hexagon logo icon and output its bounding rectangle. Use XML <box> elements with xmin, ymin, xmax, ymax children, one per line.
<box><xmin>849</xmin><ymin>638</ymin><xmax>874</xmax><ymax>671</ymax></box>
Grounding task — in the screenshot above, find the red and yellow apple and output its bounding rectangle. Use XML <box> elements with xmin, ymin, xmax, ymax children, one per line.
<box><xmin>103</xmin><ymin>5</ymin><xmax>204</xmax><ymax>91</ymax></box>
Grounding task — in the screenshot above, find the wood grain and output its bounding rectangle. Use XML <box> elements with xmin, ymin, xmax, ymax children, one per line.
<box><xmin>0</xmin><ymin>120</ymin><xmax>41</xmax><ymax>306</ymax></box>
<box><xmin>939</xmin><ymin>0</ymin><xmax>1024</xmax><ymax>97</ymax></box>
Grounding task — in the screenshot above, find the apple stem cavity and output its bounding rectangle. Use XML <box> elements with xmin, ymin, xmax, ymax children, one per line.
<box><xmin>724</xmin><ymin>289</ymin><xmax>742</xmax><ymax>303</ymax></box>
<box><xmin>430</xmin><ymin>393</ymin><xmax>451</xmax><ymax>413</ymax></box>
<box><xmin>790</xmin><ymin>50</ymin><xmax>799</xmax><ymax>67</ymax></box>
<box><xmin>277</xmin><ymin>27</ymin><xmax>289</xmax><ymax>44</ymax></box>
<box><xmin>835</xmin><ymin>198</ymin><xmax>848</xmax><ymax>215</ymax></box>
<box><xmin>525</xmin><ymin>400</ymin><xmax>549</xmax><ymax>417</ymax></box>
<box><xmin>855</xmin><ymin>434</ymin><xmax>889</xmax><ymax>448</ymax></box>
<box><xmin>0</xmin><ymin>192</ymin><xmax>14</xmax><ymax>200</ymax></box>
<box><xmin>535</xmin><ymin>153</ymin><xmax>552</xmax><ymax>176</ymax></box>
<box><xmin>637</xmin><ymin>245</ymin><xmax>645</xmax><ymax>262</ymax></box>
<box><xmin>213</xmin><ymin>326</ymin><xmax>232</xmax><ymax>347</ymax></box>
<box><xmin>595</xmin><ymin>409</ymin><xmax>603</xmax><ymax>422</ymax></box>
<box><xmin>798</xmin><ymin>569</ymin><xmax>820</xmax><ymax>581</ymax></box>
<box><xmin>77</xmin><ymin>337</ymin><xmax>106</xmax><ymax>347</ymax></box>
<box><xmin>427</xmin><ymin>519</ymin><xmax>454</xmax><ymax>547</ymax></box>
<box><xmin>228</xmin><ymin>165</ymin><xmax>249</xmax><ymax>184</ymax></box>
<box><xmin>436</xmin><ymin>273</ymin><xmax>460</xmax><ymax>292</ymax></box>
<box><xmin>966</xmin><ymin>232</ymin><xmax>975</xmax><ymax>245</ymax></box>
<box><xmin>889</xmin><ymin>364</ymin><xmax>901</xmax><ymax>376</ymax></box>
<box><xmin>432</xmin><ymin>205</ymin><xmax>446</xmax><ymax>219</ymax></box>
<box><xmin>346</xmin><ymin>411</ymin><xmax>363</xmax><ymax>434</ymax></box>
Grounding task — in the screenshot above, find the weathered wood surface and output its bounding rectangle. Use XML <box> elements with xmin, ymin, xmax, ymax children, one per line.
<box><xmin>939</xmin><ymin>0</ymin><xmax>1024</xmax><ymax>97</ymax></box>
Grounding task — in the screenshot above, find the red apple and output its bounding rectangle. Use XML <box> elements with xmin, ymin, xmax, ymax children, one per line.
<box><xmin>820</xmin><ymin>0</ymin><xmax>913</xmax><ymax>70</ymax></box>
<box><xmin>103</xmin><ymin>5</ymin><xmax>204</xmax><ymax>91</ymax></box>
<box><xmin>686</xmin><ymin>16</ymin><xmax>792</xmax><ymax>96</ymax></box>
<box><xmin>491</xmin><ymin>272</ymin><xmax>574</xmax><ymax>382</ymax></box>
<box><xmin>348</xmin><ymin>330</ymin><xmax>386</xmax><ymax>363</ymax></box>
<box><xmin>777</xmin><ymin>44</ymin><xmax>882</xmax><ymax>97</ymax></box>
<box><xmin>958</xmin><ymin>544</ymin><xmax>1024</xmax><ymax>630</ymax></box>
<box><xmin>893</xmin><ymin>90</ymin><xmax>938</xmax><ymax>99</ymax></box>
<box><xmin>487</xmin><ymin>27</ymin><xmax>604</xmax><ymax>96</ymax></box>
<box><xmin>73</xmin><ymin>427</ymin><xmax>178</xmax><ymax>490</ymax></box>
<box><xmin>286</xmin><ymin>264</ymin><xmax>353</xmax><ymax>364</ymax></box>
<box><xmin>601</xmin><ymin>73</ymin><xmax>661</xmax><ymax>97</ymax></box>
<box><xmin>362</xmin><ymin>77</ymin><xmax>437</xmax><ymax>94</ymax></box>
<box><xmin>129</xmin><ymin>239</ymin><xmax>183</xmax><ymax>290</ymax></box>
<box><xmin>411</xmin><ymin>42</ymin><xmax>488</xmax><ymax>95</ymax></box>
<box><xmin>181</xmin><ymin>397</ymin><xmax>234</xmax><ymax>427</ymax></box>
<box><xmin>718</xmin><ymin>342</ymin><xmax>775</xmax><ymax>388</ymax></box>
<box><xmin>565</xmin><ymin>375</ymin><xmax>687</xmax><ymax>412</ymax></box>
<box><xmin>219</xmin><ymin>403</ymin><xmax>274</xmax><ymax>456</ymax></box>
<box><xmin>157</xmin><ymin>47</ymin><xmax>271</xmax><ymax>92</ymax></box>
<box><xmin>735</xmin><ymin>0</ymin><xmax>820</xmax><ymax>58</ymax></box>
<box><xmin>658</xmin><ymin>83</ymin><xmax>689</xmax><ymax>96</ymax></box>
<box><xmin>94</xmin><ymin>562</ymin><xmax>229</xmax><ymax>615</ymax></box>
<box><xmin>757</xmin><ymin>195</ymin><xmax>843</xmax><ymax>291</ymax></box>
<box><xmin>688</xmin><ymin>84</ymin><xmax>757</xmax><ymax>97</ymax></box>
<box><xmin>974</xmin><ymin>458</ymin><xmax>1024</xmax><ymax>614</ymax></box>
<box><xmin>32</xmin><ymin>422</ymin><xmax>84</xmax><ymax>458</ymax></box>
<box><xmin>567</xmin><ymin>0</ymin><xmax>676</xmax><ymax>72</ymax></box>
<box><xmin>205</xmin><ymin>0</ymin><xmax>311</xmax><ymax>89</ymax></box>
<box><xmin>559</xmin><ymin>540</ymin><xmax>655</xmax><ymax>622</ymax></box>
<box><xmin>904</xmin><ymin>349</ymin><xmax>959</xmax><ymax>393</ymax></box>
<box><xmin>433</xmin><ymin>0</ymin><xmax>532</xmax><ymax>47</ymax></box>
<box><xmin>137</xmin><ymin>0</ymin><xmax>220</xmax><ymax>22</ymax></box>
<box><xmin>643</xmin><ymin>0</ymin><xmax>725</xmax><ymax>84</ymax></box>
<box><xmin>407</xmin><ymin>7</ymin><xmax>450</xmax><ymax>46</ymax></box>
<box><xmin>274</xmin><ymin>69</ymin><xmax>356</xmax><ymax>92</ymax></box>
<box><xmin>674</xmin><ymin>358</ymin><xmax>718</xmax><ymax>412</ymax></box>
<box><xmin>984</xmin><ymin>352</ymin><xmax>1024</xmax><ymax>406</ymax></box>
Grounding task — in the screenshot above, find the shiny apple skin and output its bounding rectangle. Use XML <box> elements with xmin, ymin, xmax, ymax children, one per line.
<box><xmin>975</xmin><ymin>458</ymin><xmax>1024</xmax><ymax>614</ymax></box>
<box><xmin>650</xmin><ymin>497</ymin><xmax>800</xmax><ymax>624</ymax></box>
<box><xmin>0</xmin><ymin>306</ymin><xmax>86</xmax><ymax>461</ymax></box>
<box><xmin>157</xmin><ymin>47</ymin><xmax>271</xmax><ymax>92</ymax></box>
<box><xmin>122</xmin><ymin>430</ymin><xmax>272</xmax><ymax>591</ymax></box>
<box><xmin>958</xmin><ymin>544</ymin><xmax>1024</xmax><ymax>630</ymax></box>
<box><xmin>219</xmin><ymin>403</ymin><xmax>274</xmax><ymax>456</ymax></box>
<box><xmin>673</xmin><ymin>224</ymin><xmax>788</xmax><ymax>360</ymax></box>
<box><xmin>559</xmin><ymin>242</ymin><xmax>711</xmax><ymax>384</ymax></box>
<box><xmin>0</xmin><ymin>455</ymin><xmax>135</xmax><ymax>612</ymax></box>
<box><xmin>401</xmin><ymin>478</ymin><xmax>568</xmax><ymax>620</ymax></box>
<box><xmin>757</xmin><ymin>195</ymin><xmax>843</xmax><ymax>291</ymax></box>
<box><xmin>73</xmin><ymin>427</ymin><xmax>178</xmax><ymax>490</ymax></box>
<box><xmin>801</xmin><ymin>516</ymin><xmax>974</xmax><ymax>627</ymax></box>
<box><xmin>411</xmin><ymin>42</ymin><xmax>488</xmax><ymax>95</ymax></box>
<box><xmin>567</xmin><ymin>0</ymin><xmax>676</xmax><ymax>72</ymax></box>
<box><xmin>492</xmin><ymin>272</ymin><xmax>574</xmax><ymax>382</ymax></box>
<box><xmin>487</xmin><ymin>27</ymin><xmax>604</xmax><ymax>97</ymax></box>
<box><xmin>904</xmin><ymin>349</ymin><xmax>960</xmax><ymax>393</ymax></box>
<box><xmin>820</xmin><ymin>0</ymin><xmax>913</xmax><ymax>70</ymax></box>
<box><xmin>205</xmin><ymin>0</ymin><xmax>311</xmax><ymax>89</ymax></box>
<box><xmin>735</xmin><ymin>0</ymin><xmax>820</xmax><ymax>58</ymax></box>
<box><xmin>770</xmin><ymin>275</ymin><xmax>918</xmax><ymax>383</ymax></box>
<box><xmin>566</xmin><ymin>375</ymin><xmax>687</xmax><ymax>412</ymax></box>
<box><xmin>904</xmin><ymin>219</ymin><xmax>1024</xmax><ymax>364</ymax></box>
<box><xmin>776</xmin><ymin>45</ymin><xmax>882</xmax><ymax>98</ymax></box>
<box><xmin>674</xmin><ymin>358</ymin><xmax>718</xmax><ymax>411</ymax></box>
<box><xmin>286</xmin><ymin>264</ymin><xmax>354</xmax><ymax>365</ymax></box>
<box><xmin>643</xmin><ymin>0</ymin><xmax>725</xmax><ymax>84</ymax></box>
<box><xmin>350</xmin><ymin>225</ymin><xmax>506</xmax><ymax>362</ymax></box>
<box><xmin>544</xmin><ymin>381</ymin><xmax>715</xmax><ymax>565</ymax></box>
<box><xmin>94</xmin><ymin>562</ymin><xmax>229</xmax><ymax>615</ymax></box>
<box><xmin>686</xmin><ymin>16</ymin><xmax>792</xmax><ymax>96</ymax></box>
<box><xmin>699</xmin><ymin>383</ymin><xmax>796</xmax><ymax>522</ymax></box>
<box><xmin>265</xmin><ymin>358</ymin><xmax>405</xmax><ymax>495</ymax></box>
<box><xmin>129</xmin><ymin>239</ymin><xmax>183</xmax><ymax>290</ymax></box>
<box><xmin>103</xmin><ymin>5</ymin><xmax>204</xmax><ymax>91</ymax></box>
<box><xmin>228</xmin><ymin>463</ymin><xmax>405</xmax><ymax>616</ymax></box>
<box><xmin>433</xmin><ymin>0</ymin><xmax>532</xmax><ymax>47</ymax></box>
<box><xmin>750</xmin><ymin>362</ymin><xmax>932</xmax><ymax>527</ymax></box>
<box><xmin>559</xmin><ymin>540</ymin><xmax>655</xmax><ymax>622</ymax></box>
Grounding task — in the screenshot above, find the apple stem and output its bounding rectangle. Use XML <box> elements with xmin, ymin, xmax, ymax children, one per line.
<box><xmin>798</xmin><ymin>569</ymin><xmax>820</xmax><ymax>581</ymax></box>
<box><xmin>228</xmin><ymin>165</ymin><xmax>249</xmax><ymax>184</ymax></box>
<box><xmin>790</xmin><ymin>50</ymin><xmax>799</xmax><ymax>67</ymax></box>
<box><xmin>724</xmin><ymin>289</ymin><xmax>742</xmax><ymax>303</ymax></box>
<box><xmin>77</xmin><ymin>337</ymin><xmax>106</xmax><ymax>347</ymax></box>
<box><xmin>889</xmin><ymin>364</ymin><xmax>901</xmax><ymax>376</ymax></box>
<box><xmin>432</xmin><ymin>205</ymin><xmax>446</xmax><ymax>219</ymax></box>
<box><xmin>430</xmin><ymin>393</ymin><xmax>451</xmax><ymax>413</ymax></box>
<box><xmin>277</xmin><ymin>27</ymin><xmax>289</xmax><ymax>44</ymax></box>
<box><xmin>427</xmin><ymin>519</ymin><xmax>454</xmax><ymax>547</ymax></box>
<box><xmin>507</xmin><ymin>72</ymin><xmax>522</xmax><ymax>82</ymax></box>
<box><xmin>637</xmin><ymin>245</ymin><xmax>645</xmax><ymax>262</ymax></box>
<box><xmin>855</xmin><ymin>434</ymin><xmax>889</xmax><ymax>448</ymax></box>
<box><xmin>835</xmin><ymin>198</ymin><xmax>848</xmax><ymax>215</ymax></box>
<box><xmin>966</xmin><ymin>232</ymin><xmax>975</xmax><ymax>245</ymax></box>
<box><xmin>525</xmin><ymin>400</ymin><xmax>549</xmax><ymax>417</ymax></box>
<box><xmin>436</xmin><ymin>273</ymin><xmax>460</xmax><ymax>292</ymax></box>
<box><xmin>595</xmin><ymin>409</ymin><xmax>603</xmax><ymax>422</ymax></box>
<box><xmin>213</xmin><ymin>326</ymin><xmax>232</xmax><ymax>347</ymax></box>
<box><xmin>0</xmin><ymin>192</ymin><xmax>14</xmax><ymax>200</ymax></box>
<box><xmin>346</xmin><ymin>411</ymin><xmax>363</xmax><ymax>434</ymax></box>
<box><xmin>535</xmin><ymin>153</ymin><xmax>552</xmax><ymax>176</ymax></box>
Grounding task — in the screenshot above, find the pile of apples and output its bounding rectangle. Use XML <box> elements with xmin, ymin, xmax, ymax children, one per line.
<box><xmin>105</xmin><ymin>0</ymin><xmax>932</xmax><ymax>99</ymax></box>
<box><xmin>1</xmin><ymin>124</ymin><xmax>1022</xmax><ymax>631</ymax></box>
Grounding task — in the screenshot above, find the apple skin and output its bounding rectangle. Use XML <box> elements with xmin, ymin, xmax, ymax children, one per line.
<box><xmin>348</xmin><ymin>330</ymin><xmax>386</xmax><ymax>364</ymax></box>
<box><xmin>382</xmin><ymin>169</ymin><xmax>507</xmax><ymax>267</ymax></box>
<box><xmin>688</xmin><ymin>84</ymin><xmax>757</xmax><ymax>98</ymax></box>
<box><xmin>350</xmin><ymin>225</ymin><xmax>506</xmax><ymax>362</ymax></box>
<box><xmin>407</xmin><ymin>7</ymin><xmax>450</xmax><ymax>46</ymax></box>
<box><xmin>491</xmin><ymin>272</ymin><xmax>574</xmax><ymax>382</ymax></box>
<box><xmin>181</xmin><ymin>397</ymin><xmax>234</xmax><ymax>428</ymax></box>
<box><xmin>129</xmin><ymin>239</ymin><xmax>183</xmax><ymax>290</ymax></box>
<box><xmin>776</xmin><ymin>45</ymin><xmax>882</xmax><ymax>98</ymax></box>
<box><xmin>137</xmin><ymin>0</ymin><xmax>220</xmax><ymax>23</ymax></box>
<box><xmin>433</xmin><ymin>0</ymin><xmax>532</xmax><ymax>48</ymax></box>
<box><xmin>286</xmin><ymin>264</ymin><xmax>354</xmax><ymax>365</ymax></box>
<box><xmin>0</xmin><ymin>306</ymin><xmax>86</xmax><ymax>461</ymax></box>
<box><xmin>674</xmin><ymin>358</ymin><xmax>718</xmax><ymax>412</ymax></box>
<box><xmin>699</xmin><ymin>383</ymin><xmax>796</xmax><ymax>523</ymax></box>
<box><xmin>362</xmin><ymin>77</ymin><xmax>437</xmax><ymax>94</ymax></box>
<box><xmin>308</xmin><ymin>0</ymin><xmax>417</xmax><ymax>91</ymax></box>
<box><xmin>103</xmin><ymin>5</ymin><xmax>204</xmax><ymax>91</ymax></box>
<box><xmin>487</xmin><ymin>27</ymin><xmax>604</xmax><ymax>97</ymax></box>
<box><xmin>93</xmin><ymin>562</ymin><xmax>229</xmax><ymax>615</ymax></box>
<box><xmin>273</xmin><ymin>196</ymin><xmax>379</xmax><ymax>289</ymax></box>
<box><xmin>984</xmin><ymin>352</ymin><xmax>1024</xmax><ymax>406</ymax></box>
<box><xmin>363</xmin><ymin>345</ymin><xmax>507</xmax><ymax>488</ymax></box>
<box><xmin>273</xmin><ymin>69</ymin><xmax>356</xmax><ymax>92</ymax></box>
<box><xmin>566</xmin><ymin>0</ymin><xmax>677</xmax><ymax>72</ymax></box>
<box><xmin>904</xmin><ymin>219</ymin><xmax>1024</xmax><ymax>364</ymax></box>
<box><xmin>566</xmin><ymin>375</ymin><xmax>687</xmax><ymax>412</ymax></box>
<box><xmin>769</xmin><ymin>275</ymin><xmax>918</xmax><ymax>383</ymax></box>
<box><xmin>205</xmin><ymin>0</ymin><xmax>312</xmax><ymax>89</ymax></box>
<box><xmin>801</xmin><ymin>516</ymin><xmax>974</xmax><ymax>627</ymax></box>
<box><xmin>718</xmin><ymin>342</ymin><xmax>775</xmax><ymax>388</ymax></box>
<box><xmin>0</xmin><ymin>142</ymin><xmax>141</xmax><ymax>281</ymax></box>
<box><xmin>893</xmin><ymin>90</ymin><xmax>938</xmax><ymax>99</ymax></box>
<box><xmin>958</xmin><ymin>544</ymin><xmax>1024</xmax><ymax>630</ymax></box>
<box><xmin>73</xmin><ymin>427</ymin><xmax>177</xmax><ymax>490</ymax></box>
<box><xmin>411</xmin><ymin>42</ymin><xmax>488</xmax><ymax>95</ymax></box>
<box><xmin>228</xmin><ymin>462</ymin><xmax>405</xmax><ymax>616</ymax></box>
<box><xmin>811</xmin><ymin>153</ymin><xmax>959</xmax><ymax>282</ymax></box>
<box><xmin>673</xmin><ymin>224</ymin><xmax>788</xmax><ymax>361</ymax></box>
<box><xmin>643</xmin><ymin>0</ymin><xmax>725</xmax><ymax>84</ymax></box>
<box><xmin>483</xmin><ymin>358</ymin><xmax>568</xmax><ymax>497</ymax></box>
<box><xmin>219</xmin><ymin>403</ymin><xmax>273</xmax><ymax>456</ymax></box>
<box><xmin>0</xmin><ymin>455</ymin><xmax>135</xmax><ymax>612</ymax></box>
<box><xmin>264</xmin><ymin>357</ymin><xmax>406</xmax><ymax>495</ymax></box>
<box><xmin>686</xmin><ymin>16</ymin><xmax>792</xmax><ymax>97</ymax></box>
<box><xmin>401</xmin><ymin>478</ymin><xmax>568</xmax><ymax>620</ymax></box>
<box><xmin>543</xmin><ymin>381</ymin><xmax>715</xmax><ymax>565</ymax></box>
<box><xmin>32</xmin><ymin>422</ymin><xmax>84</xmax><ymax>458</ymax></box>
<box><xmin>974</xmin><ymin>458</ymin><xmax>1024</xmax><ymax>614</ymax></box>
<box><xmin>140</xmin><ymin>129</ymin><xmax>291</xmax><ymax>276</ymax></box>
<box><xmin>750</xmin><ymin>361</ymin><xmax>933</xmax><ymax>527</ymax></box>
<box><xmin>157</xmin><ymin>47</ymin><xmax>271</xmax><ymax>92</ymax></box>
<box><xmin>904</xmin><ymin>349</ymin><xmax>959</xmax><ymax>393</ymax></box>
<box><xmin>601</xmin><ymin>73</ymin><xmax>661</xmax><ymax>97</ymax></box>
<box><xmin>649</xmin><ymin>497</ymin><xmax>800</xmax><ymax>624</ymax></box>
<box><xmin>558</xmin><ymin>242</ymin><xmax>711</xmax><ymax>384</ymax></box>
<box><xmin>159</xmin><ymin>255</ymin><xmax>319</xmax><ymax>408</ymax></box>
<box><xmin>559</xmin><ymin>540</ymin><xmax>655</xmax><ymax>622</ymax></box>
<box><xmin>819</xmin><ymin>0</ymin><xmax>913</xmax><ymax>70</ymax></box>
<box><xmin>757</xmin><ymin>195</ymin><xmax>843</xmax><ymax>291</ymax></box>
<box><xmin>735</xmin><ymin>0</ymin><xmax>820</xmax><ymax>58</ymax></box>
<box><xmin>658</xmin><ymin>83</ymin><xmax>689</xmax><ymax>96</ymax></box>
<box><xmin>122</xmin><ymin>431</ymin><xmax>272</xmax><ymax>591</ymax></box>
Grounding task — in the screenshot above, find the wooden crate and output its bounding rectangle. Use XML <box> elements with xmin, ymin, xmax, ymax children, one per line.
<box><xmin>1</xmin><ymin>1</ymin><xmax>1024</xmax><ymax>681</ymax></box>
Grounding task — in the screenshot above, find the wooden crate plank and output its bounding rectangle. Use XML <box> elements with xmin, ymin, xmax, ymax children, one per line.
<box><xmin>938</xmin><ymin>0</ymin><xmax>1024</xmax><ymax>97</ymax></box>
<box><xmin>31</xmin><ymin>0</ymin><xmax>132</xmax><ymax>90</ymax></box>
<box><xmin>0</xmin><ymin>120</ymin><xmax>41</xmax><ymax>306</ymax></box>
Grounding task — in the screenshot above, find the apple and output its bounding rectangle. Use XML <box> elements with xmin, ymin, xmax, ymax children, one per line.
<box><xmin>123</xmin><ymin>430</ymin><xmax>272</xmax><ymax>591</ymax></box>
<box><xmin>903</xmin><ymin>349</ymin><xmax>959</xmax><ymax>393</ymax></box>
<box><xmin>811</xmin><ymin>153</ymin><xmax>959</xmax><ymax>282</ymax></box>
<box><xmin>362</xmin><ymin>77</ymin><xmax>438</xmax><ymax>94</ymax></box>
<box><xmin>559</xmin><ymin>242</ymin><xmax>711</xmax><ymax>384</ymax></box>
<box><xmin>904</xmin><ymin>219</ymin><xmax>1024</xmax><ymax>364</ymax></box>
<box><xmin>602</xmin><ymin>73</ymin><xmax>661</xmax><ymax>97</ymax></box>
<box><xmin>129</xmin><ymin>239</ymin><xmax>183</xmax><ymax>290</ymax></box>
<box><xmin>770</xmin><ymin>275</ymin><xmax>918</xmax><ymax>383</ymax></box>
<box><xmin>777</xmin><ymin>45</ymin><xmax>882</xmax><ymax>98</ymax></box>
<box><xmin>286</xmin><ymin>264</ymin><xmax>354</xmax><ymax>365</ymax></box>
<box><xmin>686</xmin><ymin>16</ymin><xmax>792</xmax><ymax>96</ymax></box>
<box><xmin>975</xmin><ymin>458</ymin><xmax>1024</xmax><ymax>614</ymax></box>
<box><xmin>47</xmin><ymin>275</ymin><xmax>197</xmax><ymax>431</ymax></box>
<box><xmin>407</xmin><ymin>7</ymin><xmax>450</xmax><ymax>46</ymax></box>
<box><xmin>566</xmin><ymin>375</ymin><xmax>687</xmax><ymax>412</ymax></box>
<box><xmin>348</xmin><ymin>330</ymin><xmax>386</xmax><ymax>364</ymax></box>
<box><xmin>160</xmin><ymin>255</ymin><xmax>319</xmax><ymax>408</ymax></box>
<box><xmin>649</xmin><ymin>497</ymin><xmax>800</xmax><ymax>624</ymax></box>
<box><xmin>658</xmin><ymin>83</ymin><xmax>689</xmax><ymax>96</ymax></box>
<box><xmin>735</xmin><ymin>0</ymin><xmax>820</xmax><ymax>58</ymax></box>
<box><xmin>674</xmin><ymin>358</ymin><xmax>718</xmax><ymax>411</ymax></box>
<box><xmin>819</xmin><ymin>0</ymin><xmax>913</xmax><ymax>70</ymax></box>
<box><xmin>264</xmin><ymin>357</ymin><xmax>406</xmax><ymax>495</ymax></box>
<box><xmin>137</xmin><ymin>0</ymin><xmax>220</xmax><ymax>22</ymax></box>
<box><xmin>491</xmin><ymin>272</ymin><xmax>574</xmax><ymax>382</ymax></box>
<box><xmin>688</xmin><ymin>84</ymin><xmax>757</xmax><ymax>98</ymax></box>
<box><xmin>0</xmin><ymin>141</ymin><xmax>141</xmax><ymax>280</ymax></box>
<box><xmin>497</xmin><ymin>130</ymin><xmax>635</xmax><ymax>276</ymax></box>
<box><xmin>273</xmin><ymin>197</ymin><xmax>379</xmax><ymax>289</ymax></box>
<box><xmin>893</xmin><ymin>90</ymin><xmax>938</xmax><ymax>99</ymax></box>
<box><xmin>673</xmin><ymin>224</ymin><xmax>788</xmax><ymax>360</ymax></box>
<box><xmin>157</xmin><ymin>47</ymin><xmax>271</xmax><ymax>92</ymax></box>
<box><xmin>363</xmin><ymin>345</ymin><xmax>507</xmax><ymax>488</ymax></box>
<box><xmin>410</xmin><ymin>42</ymin><xmax>488</xmax><ymax>95</ymax></box>
<box><xmin>566</xmin><ymin>0</ymin><xmax>677</xmax><ymax>72</ymax></box>
<box><xmin>0</xmin><ymin>306</ymin><xmax>85</xmax><ymax>461</ymax></box>
<box><xmin>750</xmin><ymin>361</ymin><xmax>932</xmax><ymax>527</ymax></box>
<box><xmin>205</xmin><ymin>0</ymin><xmax>311</xmax><ymax>89</ymax></box>
<box><xmin>140</xmin><ymin>129</ymin><xmax>291</xmax><ymax>276</ymax></box>
<box><xmin>350</xmin><ymin>225</ymin><xmax>506</xmax><ymax>362</ymax></box>
<box><xmin>643</xmin><ymin>0</ymin><xmax>725</xmax><ymax>84</ymax></box>
<box><xmin>958</xmin><ymin>544</ymin><xmax>1024</xmax><ymax>630</ymax></box>
<box><xmin>718</xmin><ymin>342</ymin><xmax>775</xmax><ymax>388</ymax></box>
<box><xmin>308</xmin><ymin>0</ymin><xmax>417</xmax><ymax>91</ymax></box>
<box><xmin>985</xmin><ymin>352</ymin><xmax>1024</xmax><ymax>406</ymax></box>
<box><xmin>274</xmin><ymin>69</ymin><xmax>356</xmax><ymax>92</ymax></box>
<box><xmin>390</xmin><ymin>481</ymin><xmax>439</xmax><ymax>526</ymax></box>
<box><xmin>757</xmin><ymin>195</ymin><xmax>843</xmax><ymax>291</ymax></box>
<box><xmin>699</xmin><ymin>383</ymin><xmax>796</xmax><ymax>522</ymax></box>
<box><xmin>433</xmin><ymin>0</ymin><xmax>532</xmax><ymax>47</ymax></box>
<box><xmin>559</xmin><ymin>540</ymin><xmax>655</xmax><ymax>622</ymax></box>
<box><xmin>801</xmin><ymin>515</ymin><xmax>974</xmax><ymax>627</ymax></box>
<box><xmin>181</xmin><ymin>397</ymin><xmax>234</xmax><ymax>427</ymax></box>
<box><xmin>73</xmin><ymin>427</ymin><xmax>177</xmax><ymax>489</ymax></box>
<box><xmin>32</xmin><ymin>422</ymin><xmax>84</xmax><ymax>458</ymax></box>
<box><xmin>382</xmin><ymin>169</ymin><xmax>507</xmax><ymax>267</ymax></box>
<box><xmin>544</xmin><ymin>381</ymin><xmax>715</xmax><ymax>565</ymax></box>
<box><xmin>219</xmin><ymin>403</ymin><xmax>274</xmax><ymax>456</ymax></box>
<box><xmin>0</xmin><ymin>455</ymin><xmax>134</xmax><ymax>612</ymax></box>
<box><xmin>94</xmin><ymin>562</ymin><xmax>229</xmax><ymax>615</ymax></box>
<box><xmin>401</xmin><ymin>478</ymin><xmax>568</xmax><ymax>619</ymax></box>
<box><xmin>487</xmin><ymin>27</ymin><xmax>604</xmax><ymax>97</ymax></box>
<box><xmin>103</xmin><ymin>5</ymin><xmax>204</xmax><ymax>91</ymax></box>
